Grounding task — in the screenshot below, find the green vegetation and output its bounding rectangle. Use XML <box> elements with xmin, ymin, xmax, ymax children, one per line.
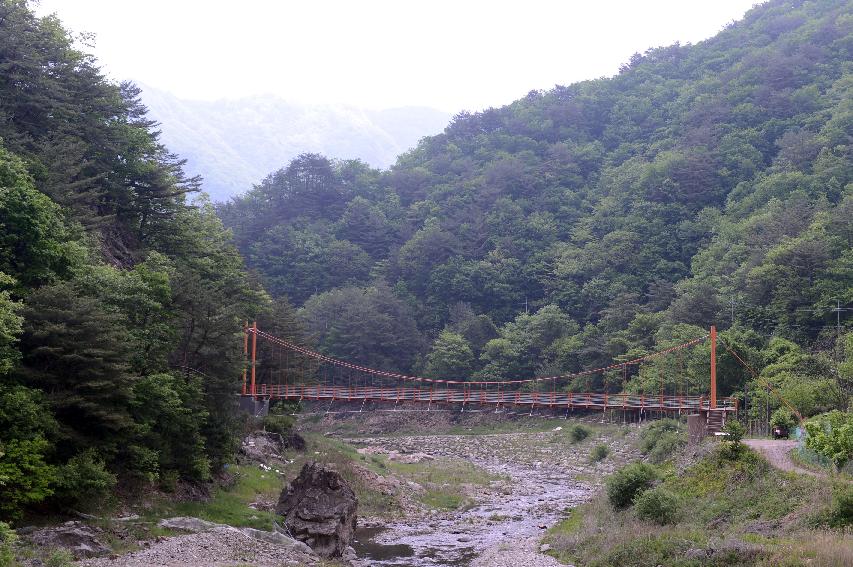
<box><xmin>825</xmin><ymin>484</ymin><xmax>853</xmax><ymax>528</ymax></box>
<box><xmin>0</xmin><ymin>522</ymin><xmax>15</xmax><ymax>567</ymax></box>
<box><xmin>0</xmin><ymin>0</ymin><xmax>851</xmax><ymax>530</ymax></box>
<box><xmin>262</xmin><ymin>414</ymin><xmax>295</xmax><ymax>436</ymax></box>
<box><xmin>547</xmin><ymin>445</ymin><xmax>853</xmax><ymax>566</ymax></box>
<box><xmin>804</xmin><ymin>410</ymin><xmax>853</xmax><ymax>469</ymax></box>
<box><xmin>590</xmin><ymin>444</ymin><xmax>610</xmax><ymax>462</ymax></box>
<box><xmin>634</xmin><ymin>487</ymin><xmax>679</xmax><ymax>525</ymax></box>
<box><xmin>387</xmin><ymin>458</ymin><xmax>501</xmax><ymax>511</ymax></box>
<box><xmin>640</xmin><ymin>418</ymin><xmax>686</xmax><ymax>464</ymax></box>
<box><xmin>0</xmin><ymin>0</ymin><xmax>313</xmax><ymax>523</ymax></box>
<box><xmin>606</xmin><ymin>462</ymin><xmax>658</xmax><ymax>509</ymax></box>
<box><xmin>721</xmin><ymin>420</ymin><xmax>747</xmax><ymax>460</ymax></box>
<box><xmin>569</xmin><ymin>424</ymin><xmax>592</xmax><ymax>443</ymax></box>
<box><xmin>151</xmin><ymin>465</ymin><xmax>281</xmax><ymax>530</ymax></box>
<box><xmin>218</xmin><ymin>0</ymin><xmax>852</xmax><ymax>422</ymax></box>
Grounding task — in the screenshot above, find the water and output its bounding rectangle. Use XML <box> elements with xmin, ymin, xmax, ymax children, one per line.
<box><xmin>347</xmin><ymin>430</ymin><xmax>621</xmax><ymax>566</ymax></box>
<box><xmin>352</xmin><ymin>527</ymin><xmax>415</xmax><ymax>565</ymax></box>
<box><xmin>352</xmin><ymin>526</ymin><xmax>477</xmax><ymax>566</ymax></box>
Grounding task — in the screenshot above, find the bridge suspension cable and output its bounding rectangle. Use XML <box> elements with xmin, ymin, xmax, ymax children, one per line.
<box><xmin>248</xmin><ymin>326</ymin><xmax>709</xmax><ymax>386</ymax></box>
<box><xmin>239</xmin><ymin>324</ymin><xmax>737</xmax><ymax>415</ymax></box>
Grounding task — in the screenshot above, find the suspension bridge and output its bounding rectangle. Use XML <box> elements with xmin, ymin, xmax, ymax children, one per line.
<box><xmin>238</xmin><ymin>324</ymin><xmax>738</xmax><ymax>421</ymax></box>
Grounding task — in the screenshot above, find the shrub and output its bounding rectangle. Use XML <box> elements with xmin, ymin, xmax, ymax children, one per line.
<box><xmin>0</xmin><ymin>521</ymin><xmax>15</xmax><ymax>567</ymax></box>
<box><xmin>45</xmin><ymin>549</ymin><xmax>74</xmax><ymax>567</ymax></box>
<box><xmin>804</xmin><ymin>410</ymin><xmax>853</xmax><ymax>469</ymax></box>
<box><xmin>721</xmin><ymin>420</ymin><xmax>746</xmax><ymax>460</ymax></box>
<box><xmin>590</xmin><ymin>444</ymin><xmax>610</xmax><ymax>462</ymax></box>
<box><xmin>263</xmin><ymin>413</ymin><xmax>295</xmax><ymax>436</ymax></box>
<box><xmin>569</xmin><ymin>424</ymin><xmax>591</xmax><ymax>443</ymax></box>
<box><xmin>828</xmin><ymin>484</ymin><xmax>853</xmax><ymax>528</ymax></box>
<box><xmin>54</xmin><ymin>450</ymin><xmax>117</xmax><ymax>510</ymax></box>
<box><xmin>634</xmin><ymin>486</ymin><xmax>679</xmax><ymax>525</ymax></box>
<box><xmin>606</xmin><ymin>463</ymin><xmax>658</xmax><ymax>509</ymax></box>
<box><xmin>647</xmin><ymin>431</ymin><xmax>685</xmax><ymax>464</ymax></box>
<box><xmin>640</xmin><ymin>418</ymin><xmax>681</xmax><ymax>454</ymax></box>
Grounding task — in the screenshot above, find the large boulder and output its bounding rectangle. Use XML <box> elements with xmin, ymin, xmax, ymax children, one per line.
<box><xmin>276</xmin><ymin>462</ymin><xmax>358</xmax><ymax>558</ymax></box>
<box><xmin>23</xmin><ymin>521</ymin><xmax>111</xmax><ymax>558</ymax></box>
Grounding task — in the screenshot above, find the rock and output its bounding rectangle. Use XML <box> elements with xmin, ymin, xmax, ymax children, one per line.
<box><xmin>540</xmin><ymin>543</ymin><xmax>552</xmax><ymax>552</ymax></box>
<box><xmin>284</xmin><ymin>431</ymin><xmax>306</xmax><ymax>451</ymax></box>
<box><xmin>276</xmin><ymin>461</ymin><xmax>358</xmax><ymax>558</ymax></box>
<box><xmin>388</xmin><ymin>452</ymin><xmax>434</xmax><ymax>464</ymax></box>
<box><xmin>24</xmin><ymin>521</ymin><xmax>111</xmax><ymax>558</ymax></box>
<box><xmin>239</xmin><ymin>527</ymin><xmax>314</xmax><ymax>553</ymax></box>
<box><xmin>685</xmin><ymin>548</ymin><xmax>709</xmax><ymax>560</ymax></box>
<box><xmin>157</xmin><ymin>516</ymin><xmax>224</xmax><ymax>532</ymax></box>
<box><xmin>240</xmin><ymin>431</ymin><xmax>286</xmax><ymax>463</ymax></box>
<box><xmin>342</xmin><ymin>545</ymin><xmax>357</xmax><ymax>561</ymax></box>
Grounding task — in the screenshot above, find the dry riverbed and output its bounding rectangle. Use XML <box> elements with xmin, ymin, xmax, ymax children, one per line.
<box><xmin>346</xmin><ymin>423</ymin><xmax>641</xmax><ymax>566</ymax></box>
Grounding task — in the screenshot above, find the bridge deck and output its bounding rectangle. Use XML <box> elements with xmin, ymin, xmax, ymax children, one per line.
<box><xmin>246</xmin><ymin>385</ymin><xmax>737</xmax><ymax>413</ymax></box>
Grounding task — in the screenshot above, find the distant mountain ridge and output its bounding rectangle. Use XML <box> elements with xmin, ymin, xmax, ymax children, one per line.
<box><xmin>139</xmin><ymin>85</ymin><xmax>451</xmax><ymax>201</ymax></box>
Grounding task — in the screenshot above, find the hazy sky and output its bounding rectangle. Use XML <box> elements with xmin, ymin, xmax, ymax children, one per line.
<box><xmin>35</xmin><ymin>0</ymin><xmax>758</xmax><ymax>112</ymax></box>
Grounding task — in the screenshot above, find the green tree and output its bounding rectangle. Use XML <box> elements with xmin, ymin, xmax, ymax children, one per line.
<box><xmin>300</xmin><ymin>284</ymin><xmax>424</xmax><ymax>372</ymax></box>
<box><xmin>0</xmin><ymin>274</ymin><xmax>21</xmax><ymax>376</ymax></box>
<box><xmin>804</xmin><ymin>410</ymin><xmax>853</xmax><ymax>469</ymax></box>
<box><xmin>130</xmin><ymin>373</ymin><xmax>210</xmax><ymax>482</ymax></box>
<box><xmin>0</xmin><ymin>146</ymin><xmax>76</xmax><ymax>291</ymax></box>
<box><xmin>0</xmin><ymin>383</ymin><xmax>57</xmax><ymax>521</ymax></box>
<box><xmin>424</xmin><ymin>330</ymin><xmax>474</xmax><ymax>379</ymax></box>
<box><xmin>19</xmin><ymin>281</ymin><xmax>136</xmax><ymax>457</ymax></box>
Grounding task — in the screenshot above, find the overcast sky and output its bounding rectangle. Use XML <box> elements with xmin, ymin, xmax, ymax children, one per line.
<box><xmin>34</xmin><ymin>0</ymin><xmax>759</xmax><ymax>112</ymax></box>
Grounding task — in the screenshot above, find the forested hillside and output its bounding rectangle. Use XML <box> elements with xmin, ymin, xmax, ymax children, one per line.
<box><xmin>0</xmin><ymin>0</ymin><xmax>308</xmax><ymax>521</ymax></box>
<box><xmin>220</xmin><ymin>0</ymin><xmax>852</xmax><ymax>417</ymax></box>
<box><xmin>1</xmin><ymin>0</ymin><xmax>852</xmax><ymax>528</ymax></box>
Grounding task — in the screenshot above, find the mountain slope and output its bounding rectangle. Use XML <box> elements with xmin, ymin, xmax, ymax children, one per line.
<box><xmin>220</xmin><ymin>0</ymin><xmax>852</xmax><ymax>398</ymax></box>
<box><xmin>140</xmin><ymin>86</ymin><xmax>450</xmax><ymax>200</ymax></box>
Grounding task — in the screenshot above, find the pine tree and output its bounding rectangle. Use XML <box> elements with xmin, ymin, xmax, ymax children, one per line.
<box><xmin>19</xmin><ymin>282</ymin><xmax>136</xmax><ymax>457</ymax></box>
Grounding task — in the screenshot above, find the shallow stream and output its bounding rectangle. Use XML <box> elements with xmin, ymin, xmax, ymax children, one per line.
<box><xmin>348</xmin><ymin>431</ymin><xmax>605</xmax><ymax>566</ymax></box>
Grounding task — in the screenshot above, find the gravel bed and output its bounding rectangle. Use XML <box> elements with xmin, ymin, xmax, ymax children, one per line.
<box><xmin>77</xmin><ymin>526</ymin><xmax>319</xmax><ymax>567</ymax></box>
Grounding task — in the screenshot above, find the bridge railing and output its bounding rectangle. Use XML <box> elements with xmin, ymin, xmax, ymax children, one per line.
<box><xmin>253</xmin><ymin>384</ymin><xmax>736</xmax><ymax>412</ymax></box>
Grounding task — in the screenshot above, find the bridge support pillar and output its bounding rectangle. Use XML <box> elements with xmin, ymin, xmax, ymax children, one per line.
<box><xmin>238</xmin><ymin>395</ymin><xmax>268</xmax><ymax>417</ymax></box>
<box><xmin>250</xmin><ymin>321</ymin><xmax>257</xmax><ymax>397</ymax></box>
<box><xmin>710</xmin><ymin>325</ymin><xmax>717</xmax><ymax>410</ymax></box>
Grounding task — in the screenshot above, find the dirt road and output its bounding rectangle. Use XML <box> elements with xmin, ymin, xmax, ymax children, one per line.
<box><xmin>744</xmin><ymin>439</ymin><xmax>823</xmax><ymax>478</ymax></box>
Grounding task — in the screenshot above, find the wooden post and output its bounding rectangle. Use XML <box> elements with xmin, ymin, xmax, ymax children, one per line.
<box><xmin>710</xmin><ymin>325</ymin><xmax>717</xmax><ymax>410</ymax></box>
<box><xmin>242</xmin><ymin>321</ymin><xmax>248</xmax><ymax>395</ymax></box>
<box><xmin>251</xmin><ymin>321</ymin><xmax>258</xmax><ymax>397</ymax></box>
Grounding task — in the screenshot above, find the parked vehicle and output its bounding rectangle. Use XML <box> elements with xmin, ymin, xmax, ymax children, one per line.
<box><xmin>772</xmin><ymin>424</ymin><xmax>789</xmax><ymax>439</ymax></box>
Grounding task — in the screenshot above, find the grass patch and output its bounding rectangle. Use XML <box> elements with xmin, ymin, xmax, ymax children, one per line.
<box><xmin>544</xmin><ymin>442</ymin><xmax>853</xmax><ymax>566</ymax></box>
<box><xmin>387</xmin><ymin>458</ymin><xmax>502</xmax><ymax>511</ymax></box>
<box><xmin>146</xmin><ymin>464</ymin><xmax>283</xmax><ymax>530</ymax></box>
<box><xmin>143</xmin><ymin>432</ymin><xmax>403</xmax><ymax>530</ymax></box>
<box><xmin>546</xmin><ymin>508</ymin><xmax>583</xmax><ymax>538</ymax></box>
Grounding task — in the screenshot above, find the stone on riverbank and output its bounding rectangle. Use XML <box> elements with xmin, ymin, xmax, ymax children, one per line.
<box><xmin>22</xmin><ymin>521</ymin><xmax>111</xmax><ymax>558</ymax></box>
<box><xmin>277</xmin><ymin>461</ymin><xmax>358</xmax><ymax>558</ymax></box>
